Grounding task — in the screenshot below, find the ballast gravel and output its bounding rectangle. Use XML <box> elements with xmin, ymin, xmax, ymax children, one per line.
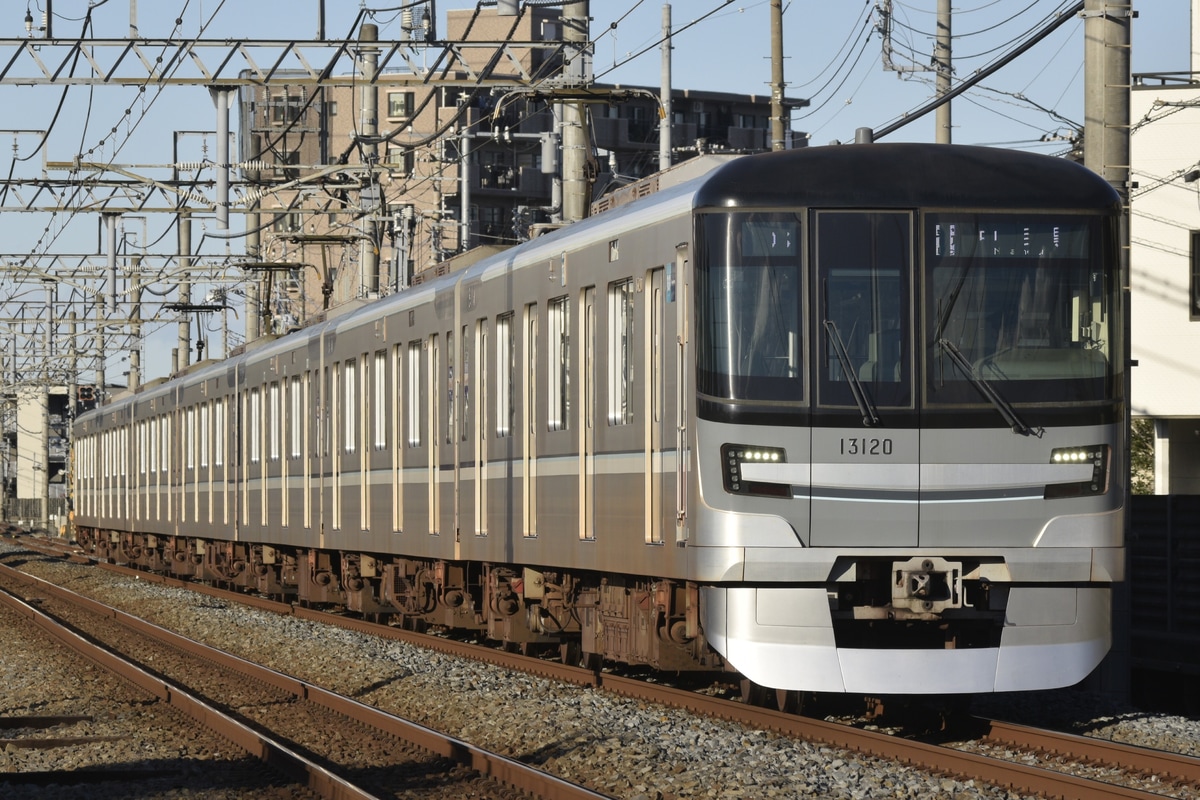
<box><xmin>3</xmin><ymin>541</ymin><xmax>1198</xmax><ymax>800</ymax></box>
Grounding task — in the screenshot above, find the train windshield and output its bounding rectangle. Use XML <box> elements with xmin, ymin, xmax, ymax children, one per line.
<box><xmin>926</xmin><ymin>213</ymin><xmax>1113</xmax><ymax>405</ymax></box>
<box><xmin>816</xmin><ymin>211</ymin><xmax>913</xmax><ymax>411</ymax></box>
<box><xmin>695</xmin><ymin>212</ymin><xmax>804</xmax><ymax>403</ymax></box>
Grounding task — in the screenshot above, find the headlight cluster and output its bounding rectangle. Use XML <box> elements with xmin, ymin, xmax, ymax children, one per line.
<box><xmin>721</xmin><ymin>444</ymin><xmax>790</xmax><ymax>497</ymax></box>
<box><xmin>1045</xmin><ymin>444</ymin><xmax>1109</xmax><ymax>499</ymax></box>
<box><xmin>1051</xmin><ymin>447</ymin><xmax>1100</xmax><ymax>464</ymax></box>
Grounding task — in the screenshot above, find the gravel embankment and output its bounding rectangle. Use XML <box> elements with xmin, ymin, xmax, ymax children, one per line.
<box><xmin>4</xmin><ymin>541</ymin><xmax>1198</xmax><ymax>800</ymax></box>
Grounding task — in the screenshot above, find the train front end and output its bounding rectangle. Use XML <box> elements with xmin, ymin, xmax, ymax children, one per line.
<box><xmin>687</xmin><ymin>144</ymin><xmax>1125</xmax><ymax>694</ymax></box>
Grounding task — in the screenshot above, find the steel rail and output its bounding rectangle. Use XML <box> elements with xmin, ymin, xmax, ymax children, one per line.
<box><xmin>0</xmin><ymin>560</ymin><xmax>613</xmax><ymax>800</ymax></box>
<box><xmin>982</xmin><ymin>718</ymin><xmax>1200</xmax><ymax>787</ymax></box>
<box><xmin>0</xmin><ymin>568</ymin><xmax>378</xmax><ymax>800</ymax></box>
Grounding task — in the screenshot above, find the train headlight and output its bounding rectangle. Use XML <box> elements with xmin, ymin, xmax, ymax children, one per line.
<box><xmin>1045</xmin><ymin>444</ymin><xmax>1109</xmax><ymax>499</ymax></box>
<box><xmin>721</xmin><ymin>444</ymin><xmax>790</xmax><ymax>497</ymax></box>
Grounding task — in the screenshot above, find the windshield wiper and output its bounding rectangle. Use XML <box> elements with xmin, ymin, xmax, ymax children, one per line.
<box><xmin>937</xmin><ymin>339</ymin><xmax>1043</xmax><ymax>437</ymax></box>
<box><xmin>824</xmin><ymin>320</ymin><xmax>880</xmax><ymax>427</ymax></box>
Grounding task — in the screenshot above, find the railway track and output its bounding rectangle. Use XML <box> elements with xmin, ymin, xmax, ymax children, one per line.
<box><xmin>0</xmin><ymin>575</ymin><xmax>320</xmax><ymax>798</ymax></box>
<box><xmin>0</xmin><ymin>559</ymin><xmax>611</xmax><ymax>800</ymax></box>
<box><xmin>6</xmin><ymin>532</ymin><xmax>1200</xmax><ymax>799</ymax></box>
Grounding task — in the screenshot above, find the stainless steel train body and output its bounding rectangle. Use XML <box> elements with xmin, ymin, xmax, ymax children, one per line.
<box><xmin>73</xmin><ymin>143</ymin><xmax>1125</xmax><ymax>695</ymax></box>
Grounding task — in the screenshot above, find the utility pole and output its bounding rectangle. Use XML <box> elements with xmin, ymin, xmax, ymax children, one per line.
<box><xmin>770</xmin><ymin>0</ymin><xmax>786</xmax><ymax>151</ymax></box>
<box><xmin>178</xmin><ymin>215</ymin><xmax>192</xmax><ymax>372</ymax></box>
<box><xmin>244</xmin><ymin>149</ymin><xmax>263</xmax><ymax>342</ymax></box>
<box><xmin>1083</xmin><ymin>0</ymin><xmax>1132</xmax><ymax>702</ymax></box>
<box><xmin>360</xmin><ymin>23</ymin><xmax>381</xmax><ymax>294</ymax></box>
<box><xmin>128</xmin><ymin>275</ymin><xmax>142</xmax><ymax>392</ymax></box>
<box><xmin>660</xmin><ymin>4</ymin><xmax>673</xmax><ymax>168</ymax></box>
<box><xmin>1083</xmin><ymin>0</ymin><xmax>1132</xmax><ymax>202</ymax></box>
<box><xmin>561</xmin><ymin>1</ymin><xmax>591</xmax><ymax>222</ymax></box>
<box><xmin>935</xmin><ymin>0</ymin><xmax>952</xmax><ymax>143</ymax></box>
<box><xmin>40</xmin><ymin>280</ymin><xmax>52</xmax><ymax>532</ymax></box>
<box><xmin>210</xmin><ymin>87</ymin><xmax>236</xmax><ymax>231</ymax></box>
<box><xmin>103</xmin><ymin>213</ymin><xmax>120</xmax><ymax>314</ymax></box>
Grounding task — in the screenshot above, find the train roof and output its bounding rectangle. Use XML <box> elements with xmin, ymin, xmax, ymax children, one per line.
<box><xmin>693</xmin><ymin>143</ymin><xmax>1122</xmax><ymax>212</ymax></box>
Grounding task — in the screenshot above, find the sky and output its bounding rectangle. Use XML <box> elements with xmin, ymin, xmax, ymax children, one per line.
<box><xmin>0</xmin><ymin>0</ymin><xmax>1192</xmax><ymax>385</ymax></box>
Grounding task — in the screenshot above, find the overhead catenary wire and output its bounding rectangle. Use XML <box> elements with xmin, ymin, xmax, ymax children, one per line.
<box><xmin>871</xmin><ymin>0</ymin><xmax>1084</xmax><ymax>141</ymax></box>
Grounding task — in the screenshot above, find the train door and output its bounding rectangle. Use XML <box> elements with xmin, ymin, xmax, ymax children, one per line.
<box><xmin>522</xmin><ymin>304</ymin><xmax>538</xmax><ymax>538</ymax></box>
<box><xmin>580</xmin><ymin>286</ymin><xmax>596</xmax><ymax>541</ymax></box>
<box><xmin>810</xmin><ymin>210</ymin><xmax>918</xmax><ymax>547</ymax></box>
<box><xmin>645</xmin><ymin>267</ymin><xmax>668</xmax><ymax>544</ymax></box>
<box><xmin>392</xmin><ymin>344</ymin><xmax>404</xmax><ymax>534</ymax></box>
<box><xmin>456</xmin><ymin>323</ymin><xmax>475</xmax><ymax>547</ymax></box>
<box><xmin>429</xmin><ymin>332</ymin><xmax>441</xmax><ymax>535</ymax></box>
<box><xmin>217</xmin><ymin>395</ymin><xmax>229</xmax><ymax>530</ymax></box>
<box><xmin>474</xmin><ymin>319</ymin><xmax>488</xmax><ymax>536</ymax></box>
<box><xmin>443</xmin><ymin>328</ymin><xmax>456</xmax><ymax>541</ymax></box>
<box><xmin>674</xmin><ymin>246</ymin><xmax>690</xmax><ymax>544</ymax></box>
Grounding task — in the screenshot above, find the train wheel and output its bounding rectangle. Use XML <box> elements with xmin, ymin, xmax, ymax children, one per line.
<box><xmin>740</xmin><ymin>678</ymin><xmax>767</xmax><ymax>707</ymax></box>
<box><xmin>559</xmin><ymin>641</ymin><xmax>582</xmax><ymax>666</ymax></box>
<box><xmin>775</xmin><ymin>689</ymin><xmax>801</xmax><ymax>714</ymax></box>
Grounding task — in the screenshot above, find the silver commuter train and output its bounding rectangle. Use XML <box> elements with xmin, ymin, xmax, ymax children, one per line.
<box><xmin>73</xmin><ymin>142</ymin><xmax>1126</xmax><ymax>695</ymax></box>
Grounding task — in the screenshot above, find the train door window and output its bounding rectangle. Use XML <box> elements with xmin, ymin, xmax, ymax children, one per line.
<box><xmin>407</xmin><ymin>341</ymin><xmax>422</xmax><ymax>446</ymax></box>
<box><xmin>249</xmin><ymin>389</ymin><xmax>262</xmax><ymax>464</ymax></box>
<box><xmin>290</xmin><ymin>376</ymin><xmax>302</xmax><ymax>459</ymax></box>
<box><xmin>608</xmin><ymin>278</ymin><xmax>634</xmax><ymax>426</ymax></box>
<box><xmin>696</xmin><ymin>212</ymin><xmax>803</xmax><ymax>403</ymax></box>
<box><xmin>523</xmin><ymin>302</ymin><xmax>538</xmax><ymax>538</ymax></box>
<box><xmin>548</xmin><ymin>295</ymin><xmax>570</xmax><ymax>431</ymax></box>
<box><xmin>344</xmin><ymin>359</ymin><xmax>357</xmax><ymax>455</ymax></box>
<box><xmin>269</xmin><ymin>382</ymin><xmax>281</xmax><ymax>462</ymax></box>
<box><xmin>199</xmin><ymin>404</ymin><xmax>209</xmax><ymax>469</ymax></box>
<box><xmin>374</xmin><ymin>349</ymin><xmax>387</xmax><ymax>451</ymax></box>
<box><xmin>496</xmin><ymin>312</ymin><xmax>513</xmax><ymax>438</ymax></box>
<box><xmin>815</xmin><ymin>210</ymin><xmax>912</xmax><ymax>410</ymax></box>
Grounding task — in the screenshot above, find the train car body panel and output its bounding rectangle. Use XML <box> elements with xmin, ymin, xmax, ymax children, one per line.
<box><xmin>74</xmin><ymin>144</ymin><xmax>1125</xmax><ymax>695</ymax></box>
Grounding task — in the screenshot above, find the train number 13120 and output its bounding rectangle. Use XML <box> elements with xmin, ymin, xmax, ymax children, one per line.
<box><xmin>839</xmin><ymin>437</ymin><xmax>894</xmax><ymax>456</ymax></box>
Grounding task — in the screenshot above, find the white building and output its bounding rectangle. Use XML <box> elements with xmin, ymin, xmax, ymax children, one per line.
<box><xmin>1131</xmin><ymin>2</ymin><xmax>1200</xmax><ymax>492</ymax></box>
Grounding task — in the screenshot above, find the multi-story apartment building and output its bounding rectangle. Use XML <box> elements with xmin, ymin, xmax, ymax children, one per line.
<box><xmin>235</xmin><ymin>7</ymin><xmax>796</xmax><ymax>331</ymax></box>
